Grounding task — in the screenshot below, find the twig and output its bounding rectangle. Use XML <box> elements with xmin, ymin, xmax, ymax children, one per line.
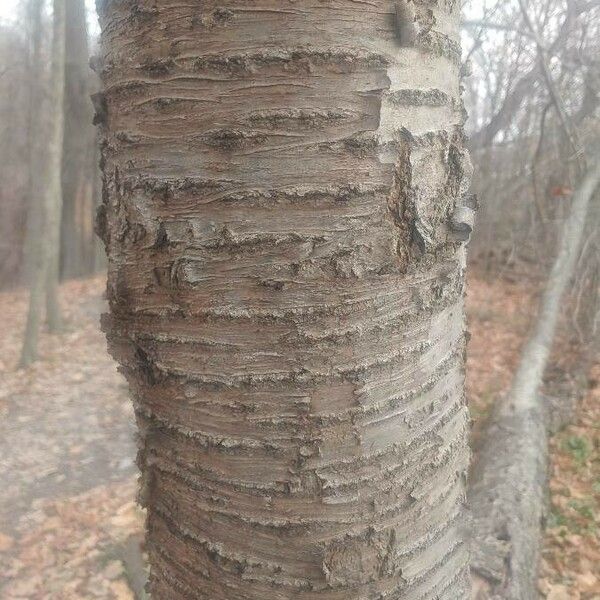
<box><xmin>531</xmin><ymin>102</ymin><xmax>552</xmax><ymax>228</ymax></box>
<box><xmin>462</xmin><ymin>1</ymin><xmax>502</xmax><ymax>67</ymax></box>
<box><xmin>462</xmin><ymin>19</ymin><xmax>533</xmax><ymax>39</ymax></box>
<box><xmin>517</xmin><ymin>0</ymin><xmax>585</xmax><ymax>171</ymax></box>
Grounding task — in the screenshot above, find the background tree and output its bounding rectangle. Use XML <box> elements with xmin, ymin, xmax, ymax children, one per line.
<box><xmin>95</xmin><ymin>0</ymin><xmax>473</xmax><ymax>597</ymax></box>
<box><xmin>19</xmin><ymin>0</ymin><xmax>43</xmax><ymax>289</ymax></box>
<box><xmin>471</xmin><ymin>155</ymin><xmax>600</xmax><ymax>599</ymax></box>
<box><xmin>464</xmin><ymin>0</ymin><xmax>600</xmax><ymax>278</ymax></box>
<box><xmin>463</xmin><ymin>1</ymin><xmax>600</xmax><ymax>596</ymax></box>
<box><xmin>0</xmin><ymin>1</ymin><xmax>100</xmax><ymax>292</ymax></box>
<box><xmin>0</xmin><ymin>12</ymin><xmax>35</xmax><ymax>284</ymax></box>
<box><xmin>60</xmin><ymin>0</ymin><xmax>95</xmax><ymax>280</ymax></box>
<box><xmin>20</xmin><ymin>0</ymin><xmax>66</xmax><ymax>365</ymax></box>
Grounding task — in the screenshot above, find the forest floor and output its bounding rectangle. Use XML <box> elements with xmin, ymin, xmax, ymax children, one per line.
<box><xmin>0</xmin><ymin>272</ymin><xmax>598</xmax><ymax>599</ymax></box>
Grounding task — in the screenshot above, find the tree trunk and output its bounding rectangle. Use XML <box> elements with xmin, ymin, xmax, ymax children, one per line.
<box><xmin>19</xmin><ymin>0</ymin><xmax>45</xmax><ymax>367</ymax></box>
<box><xmin>22</xmin><ymin>0</ymin><xmax>44</xmax><ymax>285</ymax></box>
<box><xmin>96</xmin><ymin>2</ymin><xmax>473</xmax><ymax>597</ymax></box>
<box><xmin>60</xmin><ymin>0</ymin><xmax>94</xmax><ymax>280</ymax></box>
<box><xmin>44</xmin><ymin>0</ymin><xmax>66</xmax><ymax>333</ymax></box>
<box><xmin>20</xmin><ymin>0</ymin><xmax>67</xmax><ymax>364</ymax></box>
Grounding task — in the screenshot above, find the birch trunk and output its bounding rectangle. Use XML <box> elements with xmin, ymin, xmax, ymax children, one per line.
<box><xmin>96</xmin><ymin>1</ymin><xmax>473</xmax><ymax>597</ymax></box>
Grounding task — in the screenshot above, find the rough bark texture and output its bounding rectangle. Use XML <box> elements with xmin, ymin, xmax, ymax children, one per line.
<box><xmin>470</xmin><ymin>158</ymin><xmax>600</xmax><ymax>599</ymax></box>
<box><xmin>96</xmin><ymin>1</ymin><xmax>472</xmax><ymax>598</ymax></box>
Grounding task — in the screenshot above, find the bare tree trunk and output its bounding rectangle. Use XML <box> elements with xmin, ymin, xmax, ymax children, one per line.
<box><xmin>60</xmin><ymin>0</ymin><xmax>93</xmax><ymax>280</ymax></box>
<box><xmin>21</xmin><ymin>0</ymin><xmax>43</xmax><ymax>286</ymax></box>
<box><xmin>96</xmin><ymin>2</ymin><xmax>473</xmax><ymax>597</ymax></box>
<box><xmin>20</xmin><ymin>0</ymin><xmax>46</xmax><ymax>367</ymax></box>
<box><xmin>470</xmin><ymin>157</ymin><xmax>600</xmax><ymax>599</ymax></box>
<box><xmin>20</xmin><ymin>0</ymin><xmax>67</xmax><ymax>364</ymax></box>
<box><xmin>44</xmin><ymin>0</ymin><xmax>66</xmax><ymax>333</ymax></box>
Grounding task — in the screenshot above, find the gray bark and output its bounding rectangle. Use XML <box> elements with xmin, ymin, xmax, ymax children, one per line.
<box><xmin>96</xmin><ymin>1</ymin><xmax>473</xmax><ymax>597</ymax></box>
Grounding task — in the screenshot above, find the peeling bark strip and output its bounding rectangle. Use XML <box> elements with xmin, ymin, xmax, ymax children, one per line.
<box><xmin>96</xmin><ymin>1</ymin><xmax>471</xmax><ymax>598</ymax></box>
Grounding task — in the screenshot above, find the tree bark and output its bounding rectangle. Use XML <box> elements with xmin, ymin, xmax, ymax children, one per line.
<box><xmin>470</xmin><ymin>157</ymin><xmax>600</xmax><ymax>599</ymax></box>
<box><xmin>96</xmin><ymin>1</ymin><xmax>473</xmax><ymax>597</ymax></box>
<box><xmin>60</xmin><ymin>0</ymin><xmax>94</xmax><ymax>280</ymax></box>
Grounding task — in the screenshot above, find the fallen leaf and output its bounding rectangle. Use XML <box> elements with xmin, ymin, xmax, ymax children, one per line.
<box><xmin>4</xmin><ymin>576</ymin><xmax>42</xmax><ymax>597</ymax></box>
<box><xmin>547</xmin><ymin>584</ymin><xmax>575</xmax><ymax>600</ymax></box>
<box><xmin>0</xmin><ymin>532</ymin><xmax>14</xmax><ymax>552</ymax></box>
<box><xmin>576</xmin><ymin>571</ymin><xmax>598</xmax><ymax>591</ymax></box>
<box><xmin>109</xmin><ymin>579</ymin><xmax>135</xmax><ymax>600</ymax></box>
<box><xmin>104</xmin><ymin>559</ymin><xmax>125</xmax><ymax>580</ymax></box>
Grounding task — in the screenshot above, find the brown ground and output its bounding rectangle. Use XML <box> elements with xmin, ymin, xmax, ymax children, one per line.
<box><xmin>0</xmin><ymin>273</ymin><xmax>598</xmax><ymax>599</ymax></box>
<box><xmin>0</xmin><ymin>277</ymin><xmax>141</xmax><ymax>599</ymax></box>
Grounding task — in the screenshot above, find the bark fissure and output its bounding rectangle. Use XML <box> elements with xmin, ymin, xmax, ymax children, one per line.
<box><xmin>96</xmin><ymin>1</ymin><xmax>471</xmax><ymax>597</ymax></box>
